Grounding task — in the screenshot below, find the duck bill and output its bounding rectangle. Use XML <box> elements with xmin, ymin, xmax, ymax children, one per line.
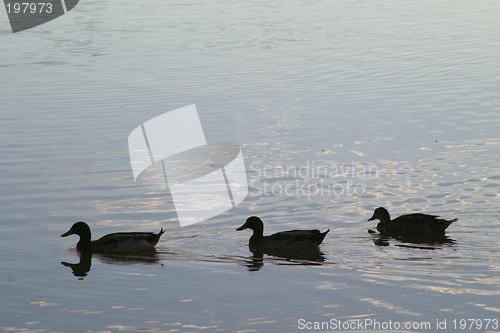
<box><xmin>368</xmin><ymin>215</ymin><xmax>376</xmax><ymax>221</ymax></box>
<box><xmin>61</xmin><ymin>230</ymin><xmax>73</xmax><ymax>237</ymax></box>
<box><xmin>236</xmin><ymin>223</ymin><xmax>248</xmax><ymax>231</ymax></box>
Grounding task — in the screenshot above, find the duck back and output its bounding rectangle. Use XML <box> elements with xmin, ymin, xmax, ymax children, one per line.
<box><xmin>380</xmin><ymin>213</ymin><xmax>456</xmax><ymax>234</ymax></box>
<box><xmin>91</xmin><ymin>230</ymin><xmax>165</xmax><ymax>253</ymax></box>
<box><xmin>251</xmin><ymin>229</ymin><xmax>329</xmax><ymax>250</ymax></box>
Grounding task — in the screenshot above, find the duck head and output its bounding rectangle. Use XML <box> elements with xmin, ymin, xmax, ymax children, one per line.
<box><xmin>368</xmin><ymin>207</ymin><xmax>391</xmax><ymax>223</ymax></box>
<box><xmin>61</xmin><ymin>221</ymin><xmax>92</xmax><ymax>242</ymax></box>
<box><xmin>237</xmin><ymin>216</ymin><xmax>264</xmax><ymax>236</ymax></box>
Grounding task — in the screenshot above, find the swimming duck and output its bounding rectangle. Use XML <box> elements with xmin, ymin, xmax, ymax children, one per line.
<box><xmin>236</xmin><ymin>216</ymin><xmax>329</xmax><ymax>250</ymax></box>
<box><xmin>368</xmin><ymin>207</ymin><xmax>457</xmax><ymax>234</ymax></box>
<box><xmin>61</xmin><ymin>221</ymin><xmax>165</xmax><ymax>253</ymax></box>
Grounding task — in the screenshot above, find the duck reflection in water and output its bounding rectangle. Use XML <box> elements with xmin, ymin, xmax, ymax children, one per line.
<box><xmin>61</xmin><ymin>251</ymin><xmax>92</xmax><ymax>279</ymax></box>
<box><xmin>369</xmin><ymin>229</ymin><xmax>456</xmax><ymax>249</ymax></box>
<box><xmin>241</xmin><ymin>247</ymin><xmax>327</xmax><ymax>271</ymax></box>
<box><xmin>61</xmin><ymin>250</ymin><xmax>162</xmax><ymax>279</ymax></box>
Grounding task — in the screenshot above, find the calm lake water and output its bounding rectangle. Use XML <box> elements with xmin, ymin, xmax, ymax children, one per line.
<box><xmin>1</xmin><ymin>0</ymin><xmax>500</xmax><ymax>332</ymax></box>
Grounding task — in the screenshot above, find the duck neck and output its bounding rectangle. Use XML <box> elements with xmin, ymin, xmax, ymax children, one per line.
<box><xmin>250</xmin><ymin>225</ymin><xmax>264</xmax><ymax>241</ymax></box>
<box><xmin>379</xmin><ymin>211</ymin><xmax>391</xmax><ymax>224</ymax></box>
<box><xmin>76</xmin><ymin>230</ymin><xmax>92</xmax><ymax>251</ymax></box>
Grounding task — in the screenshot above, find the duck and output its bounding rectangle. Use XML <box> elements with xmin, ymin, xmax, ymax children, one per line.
<box><xmin>368</xmin><ymin>207</ymin><xmax>457</xmax><ymax>234</ymax></box>
<box><xmin>236</xmin><ymin>216</ymin><xmax>329</xmax><ymax>250</ymax></box>
<box><xmin>61</xmin><ymin>221</ymin><xmax>165</xmax><ymax>253</ymax></box>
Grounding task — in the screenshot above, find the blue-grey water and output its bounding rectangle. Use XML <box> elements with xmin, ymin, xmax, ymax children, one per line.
<box><xmin>1</xmin><ymin>0</ymin><xmax>500</xmax><ymax>332</ymax></box>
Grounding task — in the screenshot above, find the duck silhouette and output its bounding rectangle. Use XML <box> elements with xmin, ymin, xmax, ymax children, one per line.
<box><xmin>368</xmin><ymin>207</ymin><xmax>457</xmax><ymax>235</ymax></box>
<box><xmin>61</xmin><ymin>222</ymin><xmax>165</xmax><ymax>253</ymax></box>
<box><xmin>237</xmin><ymin>216</ymin><xmax>329</xmax><ymax>250</ymax></box>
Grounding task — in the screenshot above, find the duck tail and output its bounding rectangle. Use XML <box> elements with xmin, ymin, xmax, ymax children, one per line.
<box><xmin>441</xmin><ymin>218</ymin><xmax>457</xmax><ymax>231</ymax></box>
<box><xmin>445</xmin><ymin>218</ymin><xmax>458</xmax><ymax>225</ymax></box>
<box><xmin>315</xmin><ymin>229</ymin><xmax>330</xmax><ymax>245</ymax></box>
<box><xmin>146</xmin><ymin>228</ymin><xmax>165</xmax><ymax>246</ymax></box>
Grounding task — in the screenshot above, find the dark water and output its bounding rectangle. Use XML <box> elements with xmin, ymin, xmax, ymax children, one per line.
<box><xmin>1</xmin><ymin>0</ymin><xmax>500</xmax><ymax>332</ymax></box>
